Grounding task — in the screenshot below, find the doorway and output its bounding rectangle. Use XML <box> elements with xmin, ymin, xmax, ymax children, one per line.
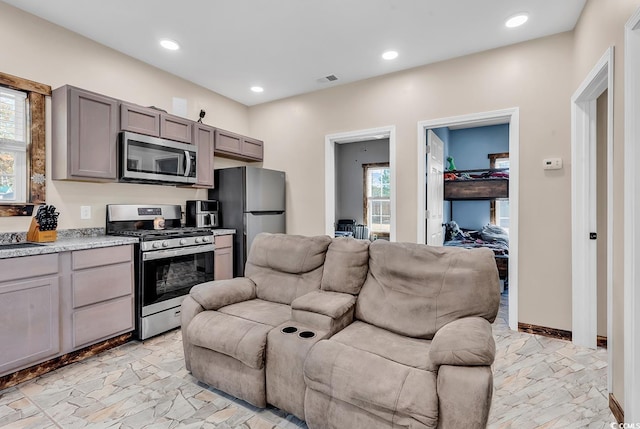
<box><xmin>325</xmin><ymin>126</ymin><xmax>396</xmax><ymax>240</ymax></box>
<box><xmin>417</xmin><ymin>108</ymin><xmax>519</xmax><ymax>330</ymax></box>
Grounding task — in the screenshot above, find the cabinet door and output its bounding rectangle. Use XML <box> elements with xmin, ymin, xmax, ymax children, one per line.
<box><xmin>120</xmin><ymin>103</ymin><xmax>160</xmax><ymax>136</ymax></box>
<box><xmin>0</xmin><ymin>276</ymin><xmax>60</xmax><ymax>376</ymax></box>
<box><xmin>214</xmin><ymin>235</ymin><xmax>234</xmax><ymax>280</ymax></box>
<box><xmin>242</xmin><ymin>136</ymin><xmax>264</xmax><ymax>161</ymax></box>
<box><xmin>161</xmin><ymin>114</ymin><xmax>193</xmax><ymax>144</ymax></box>
<box><xmin>193</xmin><ymin>123</ymin><xmax>215</xmax><ymax>188</ymax></box>
<box><xmin>69</xmin><ymin>88</ymin><xmax>119</xmax><ymax>180</ymax></box>
<box><xmin>214</xmin><ymin>129</ymin><xmax>243</xmax><ymax>155</ymax></box>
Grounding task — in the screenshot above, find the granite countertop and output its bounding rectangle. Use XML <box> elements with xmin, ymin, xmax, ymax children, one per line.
<box><xmin>0</xmin><ymin>228</ymin><xmax>235</xmax><ymax>259</ymax></box>
<box><xmin>0</xmin><ymin>236</ymin><xmax>140</xmax><ymax>259</ymax></box>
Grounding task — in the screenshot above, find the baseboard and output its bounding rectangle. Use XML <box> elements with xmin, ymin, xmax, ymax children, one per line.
<box><xmin>517</xmin><ymin>323</ymin><xmax>572</xmax><ymax>341</ymax></box>
<box><xmin>610</xmin><ymin>392</ymin><xmax>624</xmax><ymax>423</ymax></box>
<box><xmin>0</xmin><ymin>332</ymin><xmax>132</xmax><ymax>390</ymax></box>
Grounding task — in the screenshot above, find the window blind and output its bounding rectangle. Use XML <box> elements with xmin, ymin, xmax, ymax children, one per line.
<box><xmin>0</xmin><ymin>86</ymin><xmax>27</xmax><ymax>147</ymax></box>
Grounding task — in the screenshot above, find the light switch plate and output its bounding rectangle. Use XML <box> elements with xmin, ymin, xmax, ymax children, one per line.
<box><xmin>80</xmin><ymin>205</ymin><xmax>91</xmax><ymax>220</ymax></box>
<box><xmin>543</xmin><ymin>158</ymin><xmax>563</xmax><ymax>170</ymax></box>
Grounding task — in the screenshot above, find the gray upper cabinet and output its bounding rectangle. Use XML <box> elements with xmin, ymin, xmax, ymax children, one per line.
<box><xmin>120</xmin><ymin>103</ymin><xmax>160</xmax><ymax>136</ymax></box>
<box><xmin>192</xmin><ymin>123</ymin><xmax>215</xmax><ymax>188</ymax></box>
<box><xmin>52</xmin><ymin>85</ymin><xmax>119</xmax><ymax>181</ymax></box>
<box><xmin>214</xmin><ymin>128</ymin><xmax>264</xmax><ymax>162</ymax></box>
<box><xmin>121</xmin><ymin>103</ymin><xmax>193</xmax><ymax>144</ymax></box>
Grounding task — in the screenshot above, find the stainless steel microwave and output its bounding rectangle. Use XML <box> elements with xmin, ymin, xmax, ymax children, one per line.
<box><xmin>120</xmin><ymin>131</ymin><xmax>197</xmax><ymax>185</ymax></box>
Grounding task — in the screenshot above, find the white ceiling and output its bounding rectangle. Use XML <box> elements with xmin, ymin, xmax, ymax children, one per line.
<box><xmin>3</xmin><ymin>0</ymin><xmax>586</xmax><ymax>106</ymax></box>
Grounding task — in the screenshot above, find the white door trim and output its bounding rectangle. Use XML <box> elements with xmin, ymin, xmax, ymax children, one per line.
<box><xmin>625</xmin><ymin>8</ymin><xmax>640</xmax><ymax>421</ymax></box>
<box><xmin>417</xmin><ymin>108</ymin><xmax>519</xmax><ymax>330</ymax></box>
<box><xmin>570</xmin><ymin>48</ymin><xmax>613</xmax><ymax>364</ymax></box>
<box><xmin>325</xmin><ymin>126</ymin><xmax>396</xmax><ymax>241</ymax></box>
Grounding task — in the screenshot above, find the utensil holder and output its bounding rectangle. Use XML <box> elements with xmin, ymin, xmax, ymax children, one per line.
<box><xmin>27</xmin><ymin>218</ymin><xmax>57</xmax><ymax>242</ymax></box>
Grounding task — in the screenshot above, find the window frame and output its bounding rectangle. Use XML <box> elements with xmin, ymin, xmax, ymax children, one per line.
<box><xmin>488</xmin><ymin>152</ymin><xmax>509</xmax><ymax>227</ymax></box>
<box><xmin>362</xmin><ymin>162</ymin><xmax>391</xmax><ymax>237</ymax></box>
<box><xmin>0</xmin><ymin>72</ymin><xmax>50</xmax><ymax>216</ymax></box>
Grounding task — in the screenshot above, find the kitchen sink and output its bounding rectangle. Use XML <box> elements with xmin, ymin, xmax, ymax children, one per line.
<box><xmin>0</xmin><ymin>242</ymin><xmax>47</xmax><ymax>250</ymax></box>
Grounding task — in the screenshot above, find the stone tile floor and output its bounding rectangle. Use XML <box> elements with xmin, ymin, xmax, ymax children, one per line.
<box><xmin>0</xmin><ymin>292</ymin><xmax>614</xmax><ymax>428</ymax></box>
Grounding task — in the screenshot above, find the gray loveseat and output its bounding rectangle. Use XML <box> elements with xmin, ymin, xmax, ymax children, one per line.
<box><xmin>181</xmin><ymin>233</ymin><xmax>500</xmax><ymax>428</ymax></box>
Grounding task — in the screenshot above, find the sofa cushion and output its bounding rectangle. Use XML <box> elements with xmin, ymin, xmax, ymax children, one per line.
<box><xmin>304</xmin><ymin>340</ymin><xmax>438</xmax><ymax>428</ymax></box>
<box><xmin>356</xmin><ymin>240</ymin><xmax>500</xmax><ymax>339</ymax></box>
<box><xmin>188</xmin><ymin>309</ymin><xmax>274</xmax><ymax>370</ymax></box>
<box><xmin>219</xmin><ymin>299</ymin><xmax>292</xmax><ymax>327</ymax></box>
<box><xmin>330</xmin><ymin>321</ymin><xmax>435</xmax><ymax>372</ymax></box>
<box><xmin>245</xmin><ymin>233</ymin><xmax>332</xmax><ymax>305</ymax></box>
<box><xmin>321</xmin><ymin>237</ymin><xmax>369</xmax><ymax>294</ymax></box>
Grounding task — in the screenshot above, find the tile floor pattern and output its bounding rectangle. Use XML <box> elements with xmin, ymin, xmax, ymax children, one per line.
<box><xmin>0</xmin><ymin>292</ymin><xmax>615</xmax><ymax>428</ymax></box>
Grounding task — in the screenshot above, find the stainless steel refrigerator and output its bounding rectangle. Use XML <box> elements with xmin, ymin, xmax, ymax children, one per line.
<box><xmin>209</xmin><ymin>166</ymin><xmax>286</xmax><ymax>276</ymax></box>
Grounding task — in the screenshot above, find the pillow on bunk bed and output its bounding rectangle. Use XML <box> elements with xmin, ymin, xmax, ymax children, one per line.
<box><xmin>480</xmin><ymin>224</ymin><xmax>509</xmax><ymax>246</ymax></box>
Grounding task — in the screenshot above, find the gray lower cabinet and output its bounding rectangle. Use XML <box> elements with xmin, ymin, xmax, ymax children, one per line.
<box><xmin>0</xmin><ymin>254</ymin><xmax>60</xmax><ymax>376</ymax></box>
<box><xmin>64</xmin><ymin>246</ymin><xmax>134</xmax><ymax>350</ymax></box>
<box><xmin>0</xmin><ymin>245</ymin><xmax>135</xmax><ymax>377</ymax></box>
<box><xmin>52</xmin><ymin>85</ymin><xmax>119</xmax><ymax>181</ymax></box>
<box><xmin>214</xmin><ymin>234</ymin><xmax>234</xmax><ymax>280</ymax></box>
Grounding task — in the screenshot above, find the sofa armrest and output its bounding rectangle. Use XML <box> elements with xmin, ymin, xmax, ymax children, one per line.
<box><xmin>190</xmin><ymin>278</ymin><xmax>257</xmax><ymax>310</ymax></box>
<box><xmin>429</xmin><ymin>317</ymin><xmax>495</xmax><ymax>367</ymax></box>
<box><xmin>291</xmin><ymin>291</ymin><xmax>356</xmax><ymax>335</ymax></box>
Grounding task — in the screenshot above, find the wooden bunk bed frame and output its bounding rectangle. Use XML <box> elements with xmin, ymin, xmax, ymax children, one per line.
<box><xmin>443</xmin><ymin>167</ymin><xmax>509</xmax><ymax>281</ymax></box>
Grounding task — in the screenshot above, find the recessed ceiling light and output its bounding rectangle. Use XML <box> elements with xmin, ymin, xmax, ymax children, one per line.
<box><xmin>382</xmin><ymin>50</ymin><xmax>398</xmax><ymax>60</ymax></box>
<box><xmin>505</xmin><ymin>14</ymin><xmax>528</xmax><ymax>28</ymax></box>
<box><xmin>160</xmin><ymin>39</ymin><xmax>180</xmax><ymax>50</ymax></box>
<box><xmin>250</xmin><ymin>86</ymin><xmax>264</xmax><ymax>93</ymax></box>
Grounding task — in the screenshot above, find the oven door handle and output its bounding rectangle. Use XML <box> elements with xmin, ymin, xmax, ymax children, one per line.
<box><xmin>142</xmin><ymin>244</ymin><xmax>215</xmax><ymax>261</ymax></box>
<box><xmin>184</xmin><ymin>150</ymin><xmax>192</xmax><ymax>177</ymax></box>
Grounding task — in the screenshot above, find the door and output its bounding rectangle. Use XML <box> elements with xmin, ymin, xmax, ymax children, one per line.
<box><xmin>426</xmin><ymin>130</ymin><xmax>445</xmax><ymax>246</ymax></box>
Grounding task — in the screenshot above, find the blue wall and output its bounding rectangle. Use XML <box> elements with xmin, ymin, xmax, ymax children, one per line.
<box><xmin>445</xmin><ymin>124</ymin><xmax>509</xmax><ymax>230</ymax></box>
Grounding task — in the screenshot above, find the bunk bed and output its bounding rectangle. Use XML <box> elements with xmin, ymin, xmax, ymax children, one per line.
<box><xmin>443</xmin><ymin>167</ymin><xmax>509</xmax><ymax>282</ymax></box>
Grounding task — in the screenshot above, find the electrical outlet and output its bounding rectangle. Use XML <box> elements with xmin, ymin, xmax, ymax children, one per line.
<box><xmin>543</xmin><ymin>158</ymin><xmax>563</xmax><ymax>170</ymax></box>
<box><xmin>80</xmin><ymin>205</ymin><xmax>91</xmax><ymax>220</ymax></box>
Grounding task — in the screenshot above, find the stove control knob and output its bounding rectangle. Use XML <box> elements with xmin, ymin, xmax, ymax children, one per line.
<box><xmin>162</xmin><ymin>241</ymin><xmax>169</xmax><ymax>247</ymax></box>
<box><xmin>203</xmin><ymin>236</ymin><xmax>211</xmax><ymax>243</ymax></box>
<box><xmin>152</xmin><ymin>242</ymin><xmax>161</xmax><ymax>249</ymax></box>
<box><xmin>195</xmin><ymin>237</ymin><xmax>202</xmax><ymax>243</ymax></box>
<box><xmin>179</xmin><ymin>239</ymin><xmax>187</xmax><ymax>245</ymax></box>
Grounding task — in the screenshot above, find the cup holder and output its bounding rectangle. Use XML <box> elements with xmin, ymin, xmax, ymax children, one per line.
<box><xmin>298</xmin><ymin>330</ymin><xmax>316</xmax><ymax>339</ymax></box>
<box><xmin>281</xmin><ymin>326</ymin><xmax>298</xmax><ymax>334</ymax></box>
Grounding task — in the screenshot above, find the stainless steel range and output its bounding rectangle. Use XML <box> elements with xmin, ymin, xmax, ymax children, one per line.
<box><xmin>106</xmin><ymin>204</ymin><xmax>214</xmax><ymax>340</ymax></box>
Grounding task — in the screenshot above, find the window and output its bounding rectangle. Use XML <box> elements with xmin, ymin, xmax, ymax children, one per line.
<box><xmin>363</xmin><ymin>163</ymin><xmax>390</xmax><ymax>235</ymax></box>
<box><xmin>0</xmin><ymin>87</ymin><xmax>27</xmax><ymax>203</ymax></box>
<box><xmin>489</xmin><ymin>152</ymin><xmax>509</xmax><ymax>232</ymax></box>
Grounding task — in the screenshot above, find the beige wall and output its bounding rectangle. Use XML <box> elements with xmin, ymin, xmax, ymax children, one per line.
<box><xmin>0</xmin><ymin>2</ymin><xmax>251</xmax><ymax>233</ymax></box>
<box><xmin>572</xmin><ymin>0</ymin><xmax>640</xmax><ymax>408</ymax></box>
<box><xmin>251</xmin><ymin>32</ymin><xmax>576</xmax><ymax>331</ymax></box>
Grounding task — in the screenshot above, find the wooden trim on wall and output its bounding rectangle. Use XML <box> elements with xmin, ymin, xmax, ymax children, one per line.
<box><xmin>0</xmin><ymin>71</ymin><xmax>51</xmax><ymax>96</ymax></box>
<box><xmin>518</xmin><ymin>322</ymin><xmax>572</xmax><ymax>341</ymax></box>
<box><xmin>597</xmin><ymin>335</ymin><xmax>608</xmax><ymax>348</ymax></box>
<box><xmin>610</xmin><ymin>392</ymin><xmax>624</xmax><ymax>423</ymax></box>
<box><xmin>0</xmin><ymin>333</ymin><xmax>131</xmax><ymax>390</ymax></box>
<box><xmin>27</xmin><ymin>92</ymin><xmax>46</xmax><ymax>204</ymax></box>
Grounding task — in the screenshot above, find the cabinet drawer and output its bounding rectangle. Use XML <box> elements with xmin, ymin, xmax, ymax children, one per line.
<box><xmin>214</xmin><ymin>234</ymin><xmax>233</xmax><ymax>249</ymax></box>
<box><xmin>0</xmin><ymin>254</ymin><xmax>58</xmax><ymax>283</ymax></box>
<box><xmin>72</xmin><ymin>296</ymin><xmax>133</xmax><ymax>349</ymax></box>
<box><xmin>72</xmin><ymin>245</ymin><xmax>132</xmax><ymax>270</ymax></box>
<box><xmin>120</xmin><ymin>103</ymin><xmax>160</xmax><ymax>136</ymax></box>
<box><xmin>72</xmin><ymin>262</ymin><xmax>133</xmax><ymax>308</ymax></box>
<box><xmin>161</xmin><ymin>114</ymin><xmax>192</xmax><ymax>144</ymax></box>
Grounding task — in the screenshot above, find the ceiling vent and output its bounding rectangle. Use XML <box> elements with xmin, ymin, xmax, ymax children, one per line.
<box><xmin>317</xmin><ymin>74</ymin><xmax>339</xmax><ymax>83</ymax></box>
